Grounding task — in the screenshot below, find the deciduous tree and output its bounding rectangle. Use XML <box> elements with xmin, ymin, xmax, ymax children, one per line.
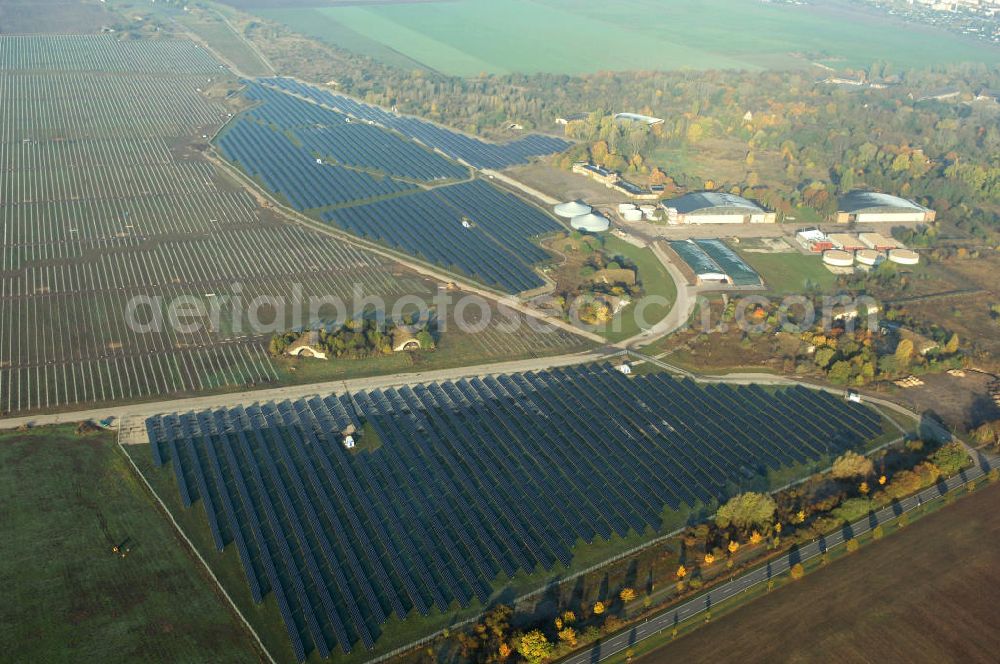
<box><xmin>716</xmin><ymin>492</ymin><xmax>777</xmax><ymax>532</ymax></box>
<box><xmin>831</xmin><ymin>451</ymin><xmax>874</xmax><ymax>479</ymax></box>
<box><xmin>516</xmin><ymin>631</ymin><xmax>553</xmax><ymax>664</ymax></box>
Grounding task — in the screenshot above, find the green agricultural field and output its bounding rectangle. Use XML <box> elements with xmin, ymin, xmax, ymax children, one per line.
<box><xmin>736</xmin><ymin>249</ymin><xmax>838</xmax><ymax>294</ymax></box>
<box><xmin>252</xmin><ymin>0</ymin><xmax>1000</xmax><ymax>76</ymax></box>
<box><xmin>0</xmin><ymin>426</ymin><xmax>262</xmax><ymax>662</ymax></box>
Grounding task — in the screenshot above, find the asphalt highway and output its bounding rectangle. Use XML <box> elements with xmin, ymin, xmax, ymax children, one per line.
<box><xmin>560</xmin><ymin>456</ymin><xmax>992</xmax><ymax>664</ymax></box>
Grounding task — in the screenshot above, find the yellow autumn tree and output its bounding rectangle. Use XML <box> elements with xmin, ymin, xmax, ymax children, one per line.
<box><xmin>557</xmin><ymin>627</ymin><xmax>577</xmax><ymax>647</ymax></box>
<box><xmin>879</xmin><ymin>474</ymin><xmax>887</xmax><ymax>485</ymax></box>
<box><xmin>895</xmin><ymin>338</ymin><xmax>914</xmax><ymax>366</ymax></box>
<box><xmin>498</xmin><ymin>643</ymin><xmax>512</xmax><ymax>660</ymax></box>
<box><xmin>592</xmin><ymin>601</ymin><xmax>606</xmax><ymax>615</ymax></box>
<box><xmin>749</xmin><ymin>531</ymin><xmax>762</xmax><ymax>545</ymax></box>
<box><xmin>561</xmin><ymin>610</ymin><xmax>576</xmax><ymax>624</ymax></box>
<box><xmin>703</xmin><ymin>553</ymin><xmax>715</xmax><ymax>565</ymax></box>
<box><xmin>619</xmin><ymin>587</ymin><xmax>637</xmax><ymax>602</ymax></box>
<box><xmin>945</xmin><ymin>333</ymin><xmax>960</xmax><ymax>354</ymax></box>
<box><xmin>516</xmin><ymin>630</ymin><xmax>554</xmax><ymax>664</ymax></box>
<box><xmin>790</xmin><ymin>563</ymin><xmax>805</xmax><ymax>580</ymax></box>
<box><xmin>728</xmin><ymin>540</ymin><xmax>740</xmax><ymax>554</ymax></box>
<box><xmin>676</xmin><ymin>564</ymin><xmax>687</xmax><ymax>579</ymax></box>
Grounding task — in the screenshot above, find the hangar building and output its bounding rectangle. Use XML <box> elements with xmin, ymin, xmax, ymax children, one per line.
<box><xmin>835</xmin><ymin>192</ymin><xmax>935</xmax><ymax>224</ymax></box>
<box><xmin>662</xmin><ymin>192</ymin><xmax>777</xmax><ymax>225</ymax></box>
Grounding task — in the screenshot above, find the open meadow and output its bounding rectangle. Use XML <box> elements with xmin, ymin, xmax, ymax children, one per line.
<box><xmin>0</xmin><ymin>426</ymin><xmax>262</xmax><ymax>662</ymax></box>
<box><xmin>240</xmin><ymin>0</ymin><xmax>1000</xmax><ymax>76</ymax></box>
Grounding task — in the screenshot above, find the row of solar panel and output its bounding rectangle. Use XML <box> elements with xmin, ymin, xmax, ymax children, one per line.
<box><xmin>257</xmin><ymin>77</ymin><xmax>573</xmax><ymax>169</ymax></box>
<box><xmin>148</xmin><ymin>364</ymin><xmax>883</xmax><ymax>659</ymax></box>
<box><xmin>323</xmin><ymin>180</ymin><xmax>561</xmax><ymax>293</ymax></box>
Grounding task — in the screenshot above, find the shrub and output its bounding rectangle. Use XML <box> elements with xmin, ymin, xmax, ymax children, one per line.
<box><xmin>929</xmin><ymin>442</ymin><xmax>969</xmax><ymax>476</ymax></box>
<box><xmin>790</xmin><ymin>563</ymin><xmax>805</xmax><ymax>580</ymax></box>
<box><xmin>833</xmin><ymin>497</ymin><xmax>873</xmax><ymax>523</ymax></box>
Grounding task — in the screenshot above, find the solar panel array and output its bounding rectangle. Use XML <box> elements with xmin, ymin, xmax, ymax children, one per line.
<box><xmin>257</xmin><ymin>77</ymin><xmax>572</xmax><ymax>169</ymax></box>
<box><xmin>323</xmin><ymin>179</ymin><xmax>560</xmax><ymax>293</ymax></box>
<box><xmin>237</xmin><ymin>82</ymin><xmax>468</xmax><ymax>183</ymax></box>
<box><xmin>0</xmin><ymin>35</ymin><xmax>222</xmax><ymax>73</ymax></box>
<box><xmin>217</xmin><ymin>118</ymin><xmax>415</xmax><ymax>210</ymax></box>
<box><xmin>215</xmin><ymin>83</ymin><xmax>563</xmax><ymax>292</ymax></box>
<box><xmin>148</xmin><ymin>364</ymin><xmax>883</xmax><ymax>660</ymax></box>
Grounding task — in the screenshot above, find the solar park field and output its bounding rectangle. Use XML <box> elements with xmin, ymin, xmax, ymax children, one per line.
<box><xmin>142</xmin><ymin>363</ymin><xmax>891</xmax><ymax>662</ymax></box>
<box><xmin>215</xmin><ymin>77</ymin><xmax>571</xmax><ymax>294</ymax></box>
<box><xmin>0</xmin><ymin>35</ymin><xmax>586</xmax><ymax>415</ymax></box>
<box><xmin>0</xmin><ymin>35</ymin><xmax>416</xmax><ymax>414</ymax></box>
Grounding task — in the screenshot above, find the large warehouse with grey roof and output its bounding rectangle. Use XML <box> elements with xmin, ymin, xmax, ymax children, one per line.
<box><xmin>835</xmin><ymin>192</ymin><xmax>935</xmax><ymax>224</ymax></box>
<box><xmin>662</xmin><ymin>192</ymin><xmax>776</xmax><ymax>225</ymax></box>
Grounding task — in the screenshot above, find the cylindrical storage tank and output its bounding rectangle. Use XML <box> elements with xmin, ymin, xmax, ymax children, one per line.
<box><xmin>823</xmin><ymin>250</ymin><xmax>854</xmax><ymax>267</ymax></box>
<box><xmin>855</xmin><ymin>249</ymin><xmax>881</xmax><ymax>266</ymax></box>
<box><xmin>623</xmin><ymin>209</ymin><xmax>643</xmax><ymax>222</ymax></box>
<box><xmin>570</xmin><ymin>212</ymin><xmax>610</xmax><ymax>233</ymax></box>
<box><xmin>554</xmin><ymin>201</ymin><xmax>592</xmax><ymax>218</ymax></box>
<box><xmin>888</xmin><ymin>249</ymin><xmax>919</xmax><ymax>265</ymax></box>
<box><xmin>618</xmin><ymin>203</ymin><xmax>637</xmax><ymax>214</ymax></box>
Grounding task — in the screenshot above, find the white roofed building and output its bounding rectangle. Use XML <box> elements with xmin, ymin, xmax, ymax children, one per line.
<box><xmin>662</xmin><ymin>192</ymin><xmax>776</xmax><ymax>225</ymax></box>
<box><xmin>836</xmin><ymin>192</ymin><xmax>935</xmax><ymax>224</ymax></box>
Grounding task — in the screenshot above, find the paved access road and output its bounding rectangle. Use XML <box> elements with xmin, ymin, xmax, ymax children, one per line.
<box><xmin>0</xmin><ymin>349</ymin><xmax>609</xmax><ymax>440</ymax></box>
<box><xmin>560</xmin><ymin>455</ymin><xmax>994</xmax><ymax>664</ymax></box>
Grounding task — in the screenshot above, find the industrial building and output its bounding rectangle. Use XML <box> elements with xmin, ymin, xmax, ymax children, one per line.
<box><xmin>796</xmin><ymin>228</ymin><xmax>833</xmax><ymax>252</ymax></box>
<box><xmin>859</xmin><ymin>232</ymin><xmax>902</xmax><ymax>251</ymax></box>
<box><xmin>670</xmin><ymin>240</ymin><xmax>727</xmax><ymax>283</ymax></box>
<box><xmin>669</xmin><ymin>239</ymin><xmax>761</xmax><ymax>286</ymax></box>
<box><xmin>614</xmin><ymin>112</ymin><xmax>664</xmax><ymax>126</ymax></box>
<box><xmin>571</xmin><ymin>162</ymin><xmax>658</xmax><ymax>200</ymax></box>
<box><xmin>663</xmin><ymin>192</ymin><xmax>777</xmax><ymax>225</ymax></box>
<box><xmin>827</xmin><ymin>233</ymin><xmax>865</xmax><ymax>251</ymax></box>
<box><xmin>835</xmin><ymin>192</ymin><xmax>936</xmax><ymax>223</ymax></box>
<box><xmin>572</xmin><ymin>162</ymin><xmax>618</xmax><ymax>186</ymax></box>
